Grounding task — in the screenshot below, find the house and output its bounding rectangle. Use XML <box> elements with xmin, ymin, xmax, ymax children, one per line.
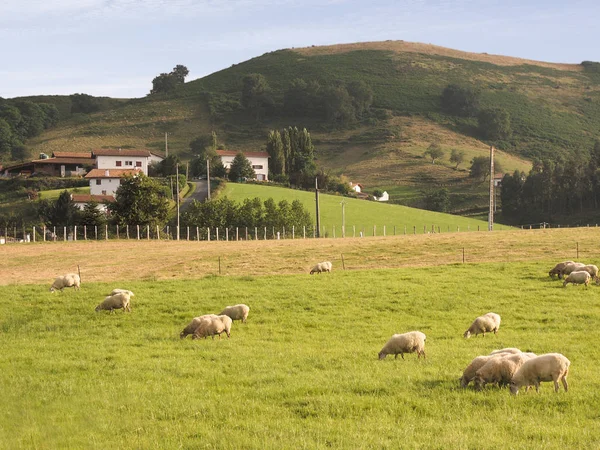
<box><xmin>92</xmin><ymin>148</ymin><xmax>163</xmax><ymax>176</ymax></box>
<box><xmin>349</xmin><ymin>182</ymin><xmax>364</xmax><ymax>193</ymax></box>
<box><xmin>84</xmin><ymin>168</ymin><xmax>142</xmax><ymax>197</ymax></box>
<box><xmin>71</xmin><ymin>194</ymin><xmax>115</xmax><ymax>212</ymax></box>
<box><xmin>373</xmin><ymin>191</ymin><xmax>389</xmax><ymax>202</ymax></box>
<box><xmin>1</xmin><ymin>151</ymin><xmax>94</xmax><ymax>177</ymax></box>
<box><xmin>216</xmin><ymin>150</ymin><xmax>269</xmax><ymax>181</ymax></box>
<box><xmin>493</xmin><ymin>173</ymin><xmax>505</xmax><ymax>188</ymax></box>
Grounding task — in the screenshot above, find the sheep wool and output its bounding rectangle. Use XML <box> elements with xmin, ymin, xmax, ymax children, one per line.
<box><xmin>310</xmin><ymin>261</ymin><xmax>332</xmax><ymax>275</ymax></box>
<box><xmin>463</xmin><ymin>312</ymin><xmax>501</xmax><ymax>338</ymax></box>
<box><xmin>473</xmin><ymin>353</ymin><xmax>534</xmax><ymax>390</ymax></box>
<box><xmin>219</xmin><ymin>304</ymin><xmax>250</xmax><ymax>323</ymax></box>
<box><xmin>180</xmin><ymin>314</ymin><xmax>219</xmax><ymax>339</ymax></box>
<box><xmin>110</xmin><ymin>289</ymin><xmax>135</xmax><ymax>297</ymax></box>
<box><xmin>510</xmin><ymin>353</ymin><xmax>570</xmax><ymax>395</ymax></box>
<box><xmin>192</xmin><ymin>315</ymin><xmax>233</xmax><ymax>340</ymax></box>
<box><xmin>50</xmin><ymin>273</ymin><xmax>81</xmax><ymax>293</ymax></box>
<box><xmin>549</xmin><ymin>261</ymin><xmax>574</xmax><ymax>279</ymax></box>
<box><xmin>378</xmin><ymin>331</ymin><xmax>426</xmax><ymax>360</ymax></box>
<box><xmin>563</xmin><ymin>270</ymin><xmax>591</xmax><ymax>287</ymax></box>
<box><xmin>95</xmin><ymin>292</ymin><xmax>131</xmax><ymax>313</ymax></box>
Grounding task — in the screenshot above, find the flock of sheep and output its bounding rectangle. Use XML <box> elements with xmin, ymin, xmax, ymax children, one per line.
<box><xmin>549</xmin><ymin>260</ymin><xmax>599</xmax><ymax>287</ymax></box>
<box><xmin>378</xmin><ymin>311</ymin><xmax>570</xmax><ymax>395</ymax></box>
<box><xmin>50</xmin><ymin>258</ymin><xmax>576</xmax><ymax>396</ymax></box>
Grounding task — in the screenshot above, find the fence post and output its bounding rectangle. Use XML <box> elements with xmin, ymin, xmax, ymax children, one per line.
<box><xmin>292</xmin><ymin>226</ymin><xmax>295</xmax><ymax>239</ymax></box>
<box><xmin>177</xmin><ymin>226</ymin><xmax>180</xmax><ymax>241</ymax></box>
<box><xmin>478</xmin><ymin>225</ymin><xmax>480</xmax><ymax>231</ymax></box>
<box><xmin>137</xmin><ymin>225</ymin><xmax>140</xmax><ymax>240</ymax></box>
<box><xmin>167</xmin><ymin>226</ymin><xmax>169</xmax><ymax>238</ymax></box>
<box><xmin>157</xmin><ymin>225</ymin><xmax>160</xmax><ymax>240</ymax></box>
<box><xmin>383</xmin><ymin>225</ymin><xmax>386</xmax><ymax>237</ymax></box>
<box><xmin>353</xmin><ymin>225</ymin><xmax>356</xmax><ymax>237</ymax></box>
<box><xmin>147</xmin><ymin>225</ymin><xmax>150</xmax><ymax>240</ymax></box>
<box><xmin>74</xmin><ymin>226</ymin><xmax>77</xmax><ymax>241</ymax></box>
<box><xmin>84</xmin><ymin>226</ymin><xmax>87</xmax><ymax>240</ymax></box>
<box><xmin>43</xmin><ymin>226</ymin><xmax>46</xmax><ymax>241</ymax></box>
<box><xmin>187</xmin><ymin>226</ymin><xmax>190</xmax><ymax>241</ymax></box>
<box><xmin>116</xmin><ymin>225</ymin><xmax>120</xmax><ymax>239</ymax></box>
<box><xmin>333</xmin><ymin>225</ymin><xmax>336</xmax><ymax>238</ymax></box>
<box><xmin>264</xmin><ymin>227</ymin><xmax>267</xmax><ymax>240</ymax></box>
<box><xmin>63</xmin><ymin>227</ymin><xmax>67</xmax><ymax>241</ymax></box>
<box><xmin>462</xmin><ymin>247</ymin><xmax>465</xmax><ymax>263</ymax></box>
<box><xmin>458</xmin><ymin>227</ymin><xmax>460</xmax><ymax>232</ymax></box>
<box><xmin>216</xmin><ymin>228</ymin><xmax>219</xmax><ymax>241</ymax></box>
<box><xmin>313</xmin><ymin>227</ymin><xmax>316</xmax><ymax>238</ymax></box>
<box><xmin>394</xmin><ymin>225</ymin><xmax>396</xmax><ymax>236</ymax></box>
<box><xmin>105</xmin><ymin>224</ymin><xmax>108</xmax><ymax>240</ymax></box>
<box><xmin>245</xmin><ymin>227</ymin><xmax>248</xmax><ymax>240</ymax></box>
<box><xmin>413</xmin><ymin>226</ymin><xmax>416</xmax><ymax>235</ymax></box>
<box><xmin>33</xmin><ymin>226</ymin><xmax>36</xmax><ymax>242</ymax></box>
<box><xmin>207</xmin><ymin>228</ymin><xmax>210</xmax><ymax>241</ymax></box>
<box><xmin>341</xmin><ymin>253</ymin><xmax>346</xmax><ymax>270</ymax></box>
<box><xmin>226</xmin><ymin>228</ymin><xmax>229</xmax><ymax>241</ymax></box>
<box><xmin>373</xmin><ymin>225</ymin><xmax>376</xmax><ymax>236</ymax></box>
<box><xmin>197</xmin><ymin>227</ymin><xmax>200</xmax><ymax>241</ymax></box>
<box><xmin>94</xmin><ymin>226</ymin><xmax>97</xmax><ymax>240</ymax></box>
<box><xmin>255</xmin><ymin>227</ymin><xmax>258</xmax><ymax>240</ymax></box>
<box><xmin>236</xmin><ymin>227</ymin><xmax>239</xmax><ymax>241</ymax></box>
<box><xmin>303</xmin><ymin>226</ymin><xmax>306</xmax><ymax>239</ymax></box>
<box><xmin>126</xmin><ymin>225</ymin><xmax>129</xmax><ymax>239</ymax></box>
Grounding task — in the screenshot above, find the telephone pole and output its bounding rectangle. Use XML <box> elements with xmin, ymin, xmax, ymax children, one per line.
<box><xmin>340</xmin><ymin>200</ymin><xmax>346</xmax><ymax>237</ymax></box>
<box><xmin>206</xmin><ymin>157</ymin><xmax>211</xmax><ymax>200</ymax></box>
<box><xmin>488</xmin><ymin>145</ymin><xmax>494</xmax><ymax>231</ymax></box>
<box><xmin>176</xmin><ymin>164</ymin><xmax>180</xmax><ymax>240</ymax></box>
<box><xmin>315</xmin><ymin>177</ymin><xmax>321</xmax><ymax>238</ymax></box>
<box><xmin>165</xmin><ymin>132</ymin><xmax>169</xmax><ymax>157</ymax></box>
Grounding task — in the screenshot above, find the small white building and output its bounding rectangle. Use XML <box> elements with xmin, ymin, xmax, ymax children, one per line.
<box><xmin>216</xmin><ymin>150</ymin><xmax>269</xmax><ymax>181</ymax></box>
<box><xmin>349</xmin><ymin>182</ymin><xmax>364</xmax><ymax>193</ymax></box>
<box><xmin>493</xmin><ymin>173</ymin><xmax>505</xmax><ymax>188</ymax></box>
<box><xmin>92</xmin><ymin>148</ymin><xmax>164</xmax><ymax>176</ymax></box>
<box><xmin>373</xmin><ymin>191</ymin><xmax>389</xmax><ymax>202</ymax></box>
<box><xmin>71</xmin><ymin>194</ymin><xmax>115</xmax><ymax>212</ymax></box>
<box><xmin>85</xmin><ymin>168</ymin><xmax>142</xmax><ymax>196</ymax></box>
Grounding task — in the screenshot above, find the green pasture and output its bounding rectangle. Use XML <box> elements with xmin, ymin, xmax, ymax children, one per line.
<box><xmin>1</xmin><ymin>262</ymin><xmax>599</xmax><ymax>448</ymax></box>
<box><xmin>221</xmin><ymin>182</ymin><xmax>512</xmax><ymax>234</ymax></box>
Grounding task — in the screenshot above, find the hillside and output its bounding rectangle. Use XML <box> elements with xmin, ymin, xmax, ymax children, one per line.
<box><xmin>13</xmin><ymin>40</ymin><xmax>600</xmax><ymax>213</ymax></box>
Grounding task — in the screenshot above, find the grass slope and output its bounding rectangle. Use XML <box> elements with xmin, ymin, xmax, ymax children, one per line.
<box><xmin>1</xmin><ymin>261</ymin><xmax>599</xmax><ymax>448</ymax></box>
<box><xmin>221</xmin><ymin>182</ymin><xmax>512</xmax><ymax>233</ymax></box>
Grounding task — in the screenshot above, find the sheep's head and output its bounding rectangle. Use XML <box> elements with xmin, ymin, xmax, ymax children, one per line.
<box><xmin>94</xmin><ymin>305</ymin><xmax>102</xmax><ymax>312</ymax></box>
<box><xmin>49</xmin><ymin>287</ymin><xmax>55</xmax><ymax>293</ymax></box>
<box><xmin>463</xmin><ymin>330</ymin><xmax>471</xmax><ymax>339</ymax></box>
<box><xmin>378</xmin><ymin>351</ymin><xmax>386</xmax><ymax>360</ymax></box>
<box><xmin>509</xmin><ymin>381</ymin><xmax>519</xmax><ymax>395</ymax></box>
<box><xmin>179</xmin><ymin>331</ymin><xmax>186</xmax><ymax>339</ymax></box>
<box><xmin>473</xmin><ymin>376</ymin><xmax>484</xmax><ymax>391</ymax></box>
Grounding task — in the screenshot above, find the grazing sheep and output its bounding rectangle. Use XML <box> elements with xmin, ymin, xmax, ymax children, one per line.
<box><xmin>110</xmin><ymin>288</ymin><xmax>135</xmax><ymax>297</ymax></box>
<box><xmin>563</xmin><ymin>270</ymin><xmax>591</xmax><ymax>287</ymax></box>
<box><xmin>549</xmin><ymin>261</ymin><xmax>574</xmax><ymax>279</ymax></box>
<box><xmin>95</xmin><ymin>292</ymin><xmax>131</xmax><ymax>313</ymax></box>
<box><xmin>460</xmin><ymin>355</ymin><xmax>497</xmax><ymax>388</ymax></box>
<box><xmin>310</xmin><ymin>261</ymin><xmax>332</xmax><ymax>275</ymax></box>
<box><xmin>219</xmin><ymin>304</ymin><xmax>250</xmax><ymax>323</ymax></box>
<box><xmin>490</xmin><ymin>348</ymin><xmax>521</xmax><ymax>355</ymax></box>
<box><xmin>192</xmin><ymin>315</ymin><xmax>233</xmax><ymax>340</ymax></box>
<box><xmin>463</xmin><ymin>313</ymin><xmax>501</xmax><ymax>338</ymax></box>
<box><xmin>560</xmin><ymin>262</ymin><xmax>586</xmax><ymax>279</ymax></box>
<box><xmin>50</xmin><ymin>273</ymin><xmax>81</xmax><ymax>292</ymax></box>
<box><xmin>510</xmin><ymin>353</ymin><xmax>570</xmax><ymax>395</ymax></box>
<box><xmin>473</xmin><ymin>353</ymin><xmax>536</xmax><ymax>390</ymax></box>
<box><xmin>179</xmin><ymin>314</ymin><xmax>218</xmax><ymax>339</ymax></box>
<box><xmin>378</xmin><ymin>331</ymin><xmax>426</xmax><ymax>360</ymax></box>
<box><xmin>580</xmin><ymin>265</ymin><xmax>599</xmax><ymax>281</ymax></box>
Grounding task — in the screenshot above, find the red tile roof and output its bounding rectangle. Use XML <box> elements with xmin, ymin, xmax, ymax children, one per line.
<box><xmin>93</xmin><ymin>149</ymin><xmax>152</xmax><ymax>157</ymax></box>
<box><xmin>216</xmin><ymin>150</ymin><xmax>269</xmax><ymax>158</ymax></box>
<box><xmin>71</xmin><ymin>194</ymin><xmax>115</xmax><ymax>203</ymax></box>
<box><xmin>33</xmin><ymin>157</ymin><xmax>94</xmax><ymax>165</ymax></box>
<box><xmin>85</xmin><ymin>168</ymin><xmax>142</xmax><ymax>178</ymax></box>
<box><xmin>52</xmin><ymin>151</ymin><xmax>92</xmax><ymax>158</ymax></box>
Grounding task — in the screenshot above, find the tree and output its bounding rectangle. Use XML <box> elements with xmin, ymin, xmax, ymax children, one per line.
<box><xmin>469</xmin><ymin>156</ymin><xmax>504</xmax><ymax>181</ymax></box>
<box><xmin>151</xmin><ymin>73</ymin><xmax>178</xmax><ymax>95</ymax></box>
<box><xmin>70</xmin><ymin>93</ymin><xmax>100</xmax><ymax>114</ymax></box>
<box><xmin>15</xmin><ymin>101</ymin><xmax>45</xmax><ymax>137</ymax></box>
<box><xmin>423</xmin><ymin>188</ymin><xmax>450</xmax><ymax>212</ymax></box>
<box><xmin>79</xmin><ymin>201</ymin><xmax>107</xmax><ymax>227</ymax></box>
<box><xmin>372</xmin><ymin>189</ymin><xmax>384</xmax><ymax>198</ymax></box>
<box><xmin>347</xmin><ymin>80</ymin><xmax>373</xmax><ymax>118</ymax></box>
<box><xmin>171</xmin><ymin>65</ymin><xmax>189</xmax><ymax>83</ymax></box>
<box><xmin>110</xmin><ymin>174</ymin><xmax>170</xmax><ymax>227</ymax></box>
<box><xmin>450</xmin><ymin>149</ymin><xmax>465</xmax><ymax>169</ymax></box>
<box><xmin>441</xmin><ymin>84</ymin><xmax>480</xmax><ymax>116</ymax></box>
<box><xmin>10</xmin><ymin>142</ymin><xmax>28</xmax><ymax>161</ymax></box>
<box><xmin>156</xmin><ymin>154</ymin><xmax>181</xmax><ymax>177</ymax></box>
<box><xmin>478</xmin><ymin>108</ymin><xmax>512</xmax><ymax>140</ymax></box>
<box><xmin>241</xmin><ymin>73</ymin><xmax>273</xmax><ymax>121</ymax></box>
<box><xmin>38</xmin><ymin>103</ymin><xmax>59</xmax><ymax>128</ymax></box>
<box><xmin>266</xmin><ymin>130</ymin><xmax>285</xmax><ymax>176</ymax></box>
<box><xmin>0</xmin><ymin>118</ymin><xmax>13</xmax><ymax>160</ymax></box>
<box><xmin>322</xmin><ymin>85</ymin><xmax>355</xmax><ymax>126</ymax></box>
<box><xmin>228</xmin><ymin>153</ymin><xmax>255</xmax><ymax>181</ymax></box>
<box><xmin>37</xmin><ymin>190</ymin><xmax>80</xmax><ymax>227</ymax></box>
<box><xmin>423</xmin><ymin>142</ymin><xmax>444</xmax><ymax>164</ymax></box>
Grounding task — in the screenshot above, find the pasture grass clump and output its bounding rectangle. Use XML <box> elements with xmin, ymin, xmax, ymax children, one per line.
<box><xmin>1</xmin><ymin>261</ymin><xmax>600</xmax><ymax>448</ymax></box>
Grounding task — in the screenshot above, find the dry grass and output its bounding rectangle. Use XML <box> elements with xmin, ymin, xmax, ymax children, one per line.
<box><xmin>2</xmin><ymin>228</ymin><xmax>598</xmax><ymax>286</ymax></box>
<box><xmin>293</xmin><ymin>40</ymin><xmax>583</xmax><ymax>71</ymax></box>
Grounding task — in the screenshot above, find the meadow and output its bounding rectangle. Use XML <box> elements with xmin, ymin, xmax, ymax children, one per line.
<box><xmin>1</xmin><ymin>228</ymin><xmax>600</xmax><ymax>448</ymax></box>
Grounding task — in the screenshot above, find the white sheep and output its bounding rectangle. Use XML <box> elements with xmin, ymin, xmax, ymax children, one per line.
<box><xmin>510</xmin><ymin>353</ymin><xmax>570</xmax><ymax>394</ymax></box>
<box><xmin>179</xmin><ymin>314</ymin><xmax>218</xmax><ymax>339</ymax></box>
<box><xmin>463</xmin><ymin>312</ymin><xmax>501</xmax><ymax>338</ymax></box>
<box><xmin>490</xmin><ymin>348</ymin><xmax>521</xmax><ymax>355</ymax></box>
<box><xmin>192</xmin><ymin>315</ymin><xmax>233</xmax><ymax>340</ymax></box>
<box><xmin>580</xmin><ymin>264</ymin><xmax>599</xmax><ymax>281</ymax></box>
<box><xmin>560</xmin><ymin>262</ymin><xmax>586</xmax><ymax>279</ymax></box>
<box><xmin>549</xmin><ymin>261</ymin><xmax>574</xmax><ymax>279</ymax></box>
<box><xmin>50</xmin><ymin>273</ymin><xmax>81</xmax><ymax>292</ymax></box>
<box><xmin>95</xmin><ymin>292</ymin><xmax>131</xmax><ymax>313</ymax></box>
<box><xmin>310</xmin><ymin>261</ymin><xmax>332</xmax><ymax>275</ymax></box>
<box><xmin>110</xmin><ymin>288</ymin><xmax>135</xmax><ymax>297</ymax></box>
<box><xmin>378</xmin><ymin>331</ymin><xmax>426</xmax><ymax>360</ymax></box>
<box><xmin>473</xmin><ymin>353</ymin><xmax>536</xmax><ymax>390</ymax></box>
<box><xmin>563</xmin><ymin>270</ymin><xmax>591</xmax><ymax>287</ymax></box>
<box><xmin>459</xmin><ymin>350</ymin><xmax>520</xmax><ymax>387</ymax></box>
<box><xmin>219</xmin><ymin>304</ymin><xmax>250</xmax><ymax>323</ymax></box>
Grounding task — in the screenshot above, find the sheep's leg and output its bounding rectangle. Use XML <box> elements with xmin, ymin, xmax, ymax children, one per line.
<box><xmin>553</xmin><ymin>379</ymin><xmax>560</xmax><ymax>392</ymax></box>
<box><xmin>394</xmin><ymin>354</ymin><xmax>398</xmax><ymax>359</ymax></box>
<box><xmin>561</xmin><ymin>376</ymin><xmax>568</xmax><ymax>392</ymax></box>
<box><xmin>534</xmin><ymin>382</ymin><xmax>540</xmax><ymax>393</ymax></box>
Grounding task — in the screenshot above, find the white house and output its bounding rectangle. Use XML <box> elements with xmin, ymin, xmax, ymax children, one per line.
<box><xmin>349</xmin><ymin>182</ymin><xmax>364</xmax><ymax>193</ymax></box>
<box><xmin>92</xmin><ymin>148</ymin><xmax>164</xmax><ymax>176</ymax></box>
<box><xmin>71</xmin><ymin>194</ymin><xmax>115</xmax><ymax>212</ymax></box>
<box><xmin>373</xmin><ymin>191</ymin><xmax>389</xmax><ymax>202</ymax></box>
<box><xmin>216</xmin><ymin>150</ymin><xmax>269</xmax><ymax>181</ymax></box>
<box><xmin>493</xmin><ymin>173</ymin><xmax>505</xmax><ymax>188</ymax></box>
<box><xmin>84</xmin><ymin>168</ymin><xmax>142</xmax><ymax>196</ymax></box>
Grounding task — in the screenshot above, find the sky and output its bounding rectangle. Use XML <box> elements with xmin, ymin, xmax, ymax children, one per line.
<box><xmin>1</xmin><ymin>0</ymin><xmax>599</xmax><ymax>99</ymax></box>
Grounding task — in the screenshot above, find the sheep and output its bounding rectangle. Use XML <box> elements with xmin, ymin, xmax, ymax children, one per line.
<box><xmin>310</xmin><ymin>261</ymin><xmax>332</xmax><ymax>275</ymax></box>
<box><xmin>378</xmin><ymin>331</ymin><xmax>426</xmax><ymax>360</ymax></box>
<box><xmin>580</xmin><ymin>264</ymin><xmax>599</xmax><ymax>281</ymax></box>
<box><xmin>563</xmin><ymin>270</ymin><xmax>591</xmax><ymax>287</ymax></box>
<box><xmin>463</xmin><ymin>312</ymin><xmax>501</xmax><ymax>338</ymax></box>
<box><xmin>560</xmin><ymin>262</ymin><xmax>586</xmax><ymax>279</ymax></box>
<box><xmin>219</xmin><ymin>304</ymin><xmax>250</xmax><ymax>323</ymax></box>
<box><xmin>192</xmin><ymin>315</ymin><xmax>233</xmax><ymax>340</ymax></box>
<box><xmin>490</xmin><ymin>348</ymin><xmax>521</xmax><ymax>355</ymax></box>
<box><xmin>50</xmin><ymin>273</ymin><xmax>81</xmax><ymax>292</ymax></box>
<box><xmin>549</xmin><ymin>261</ymin><xmax>574</xmax><ymax>279</ymax></box>
<box><xmin>179</xmin><ymin>314</ymin><xmax>218</xmax><ymax>339</ymax></box>
<box><xmin>95</xmin><ymin>292</ymin><xmax>131</xmax><ymax>313</ymax></box>
<box><xmin>509</xmin><ymin>353</ymin><xmax>570</xmax><ymax>395</ymax></box>
<box><xmin>473</xmin><ymin>353</ymin><xmax>536</xmax><ymax>390</ymax></box>
<box><xmin>110</xmin><ymin>288</ymin><xmax>135</xmax><ymax>297</ymax></box>
<box><xmin>459</xmin><ymin>350</ymin><xmax>520</xmax><ymax>387</ymax></box>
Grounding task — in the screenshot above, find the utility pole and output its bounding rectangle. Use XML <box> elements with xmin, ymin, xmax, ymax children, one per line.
<box><xmin>340</xmin><ymin>200</ymin><xmax>346</xmax><ymax>237</ymax></box>
<box><xmin>206</xmin><ymin>157</ymin><xmax>211</xmax><ymax>200</ymax></box>
<box><xmin>165</xmin><ymin>132</ymin><xmax>169</xmax><ymax>157</ymax></box>
<box><xmin>488</xmin><ymin>145</ymin><xmax>494</xmax><ymax>231</ymax></box>
<box><xmin>176</xmin><ymin>164</ymin><xmax>180</xmax><ymax>240</ymax></box>
<box><xmin>315</xmin><ymin>177</ymin><xmax>321</xmax><ymax>238</ymax></box>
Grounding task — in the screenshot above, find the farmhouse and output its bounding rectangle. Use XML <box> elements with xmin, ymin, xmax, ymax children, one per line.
<box><xmin>373</xmin><ymin>191</ymin><xmax>389</xmax><ymax>202</ymax></box>
<box><xmin>349</xmin><ymin>182</ymin><xmax>364</xmax><ymax>193</ymax></box>
<box><xmin>1</xmin><ymin>151</ymin><xmax>94</xmax><ymax>177</ymax></box>
<box><xmin>216</xmin><ymin>150</ymin><xmax>269</xmax><ymax>181</ymax></box>
<box><xmin>92</xmin><ymin>148</ymin><xmax>163</xmax><ymax>176</ymax></box>
<box><xmin>84</xmin><ymin>168</ymin><xmax>142</xmax><ymax>197</ymax></box>
<box><xmin>71</xmin><ymin>193</ymin><xmax>115</xmax><ymax>212</ymax></box>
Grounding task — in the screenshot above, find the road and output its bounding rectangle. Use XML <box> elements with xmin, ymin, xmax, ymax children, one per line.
<box><xmin>180</xmin><ymin>180</ymin><xmax>209</xmax><ymax>212</ymax></box>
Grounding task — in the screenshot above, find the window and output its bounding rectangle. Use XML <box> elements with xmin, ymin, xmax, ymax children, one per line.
<box><xmin>252</xmin><ymin>165</ymin><xmax>263</xmax><ymax>170</ymax></box>
<box><xmin>125</xmin><ymin>161</ymin><xmax>133</xmax><ymax>166</ymax></box>
<box><xmin>116</xmin><ymin>161</ymin><xmax>122</xmax><ymax>167</ymax></box>
<box><xmin>135</xmin><ymin>161</ymin><xmax>142</xmax><ymax>167</ymax></box>
<box><xmin>96</xmin><ymin>180</ymin><xmax>101</xmax><ymax>185</ymax></box>
<box><xmin>101</xmin><ymin>190</ymin><xmax>107</xmax><ymax>195</ymax></box>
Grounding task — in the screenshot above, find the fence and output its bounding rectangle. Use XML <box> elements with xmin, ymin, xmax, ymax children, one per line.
<box><xmin>1</xmin><ymin>222</ymin><xmax>598</xmax><ymax>244</ymax></box>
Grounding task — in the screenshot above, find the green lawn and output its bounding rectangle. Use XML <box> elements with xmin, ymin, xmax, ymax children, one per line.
<box><xmin>221</xmin><ymin>182</ymin><xmax>512</xmax><ymax>235</ymax></box>
<box><xmin>0</xmin><ymin>262</ymin><xmax>598</xmax><ymax>448</ymax></box>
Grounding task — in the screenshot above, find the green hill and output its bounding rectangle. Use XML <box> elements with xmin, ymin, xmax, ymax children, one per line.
<box><xmin>12</xmin><ymin>40</ymin><xmax>600</xmax><ymax>214</ymax></box>
<box><xmin>220</xmin><ymin>182</ymin><xmax>512</xmax><ymax>234</ymax></box>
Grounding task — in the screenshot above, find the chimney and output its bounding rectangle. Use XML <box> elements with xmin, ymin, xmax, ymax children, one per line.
<box><xmin>105</xmin><ymin>170</ymin><xmax>109</xmax><ymax>177</ymax></box>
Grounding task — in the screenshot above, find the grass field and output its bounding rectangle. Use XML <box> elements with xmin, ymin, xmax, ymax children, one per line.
<box><xmin>2</xmin><ymin>228</ymin><xmax>600</xmax><ymax>448</ymax></box>
<box><xmin>221</xmin><ymin>182</ymin><xmax>513</xmax><ymax>234</ymax></box>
